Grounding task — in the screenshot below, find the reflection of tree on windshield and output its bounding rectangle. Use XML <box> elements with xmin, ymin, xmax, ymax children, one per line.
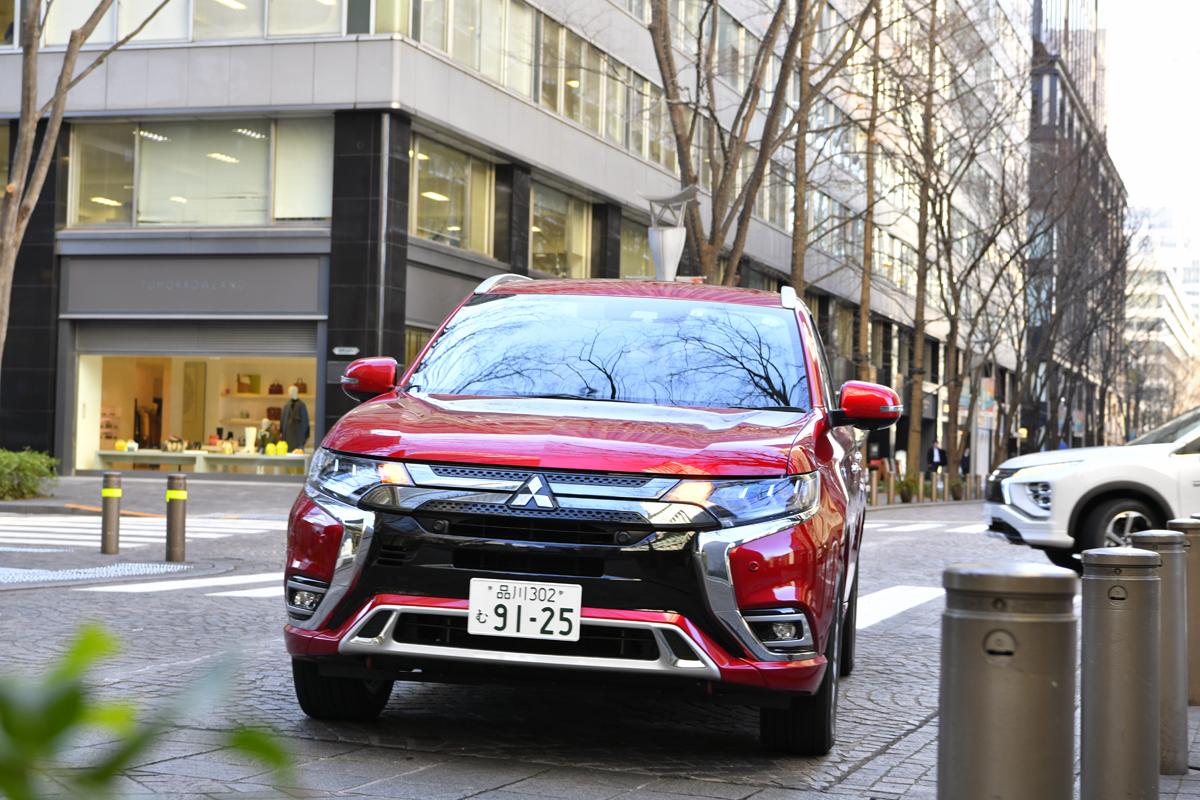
<box><xmin>406</xmin><ymin>295</ymin><xmax>811</xmax><ymax>411</ymax></box>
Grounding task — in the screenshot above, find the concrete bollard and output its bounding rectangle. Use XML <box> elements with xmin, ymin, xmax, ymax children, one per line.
<box><xmin>100</xmin><ymin>472</ymin><xmax>121</xmax><ymax>555</ymax></box>
<box><xmin>886</xmin><ymin>470</ymin><xmax>895</xmax><ymax>505</ymax></box>
<box><xmin>937</xmin><ymin>562</ymin><xmax>1077</xmax><ymax>800</ymax></box>
<box><xmin>165</xmin><ymin>474</ymin><xmax>187</xmax><ymax>563</ymax></box>
<box><xmin>918</xmin><ymin>477</ymin><xmax>925</xmax><ymax>503</ymax></box>
<box><xmin>1167</xmin><ymin>517</ymin><xmax>1200</xmax><ymax>705</ymax></box>
<box><xmin>870</xmin><ymin>471</ymin><xmax>878</xmax><ymax>505</ymax></box>
<box><xmin>1081</xmin><ymin>546</ymin><xmax>1161</xmax><ymax>800</ymax></box>
<box><xmin>1129</xmin><ymin>531</ymin><xmax>1188</xmax><ymax>774</ymax></box>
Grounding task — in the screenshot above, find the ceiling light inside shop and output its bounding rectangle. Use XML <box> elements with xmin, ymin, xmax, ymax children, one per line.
<box><xmin>212</xmin><ymin>0</ymin><xmax>247</xmax><ymax>9</ymax></box>
<box><xmin>90</xmin><ymin>196</ymin><xmax>122</xmax><ymax>207</ymax></box>
<box><xmin>530</xmin><ymin>225</ymin><xmax>542</xmax><ymax>233</ymax></box>
<box><xmin>446</xmin><ymin>225</ymin><xmax>461</xmax><ymax>231</ymax></box>
<box><xmin>407</xmin><ymin>149</ymin><xmax>430</xmax><ymax>161</ymax></box>
<box><xmin>169</xmin><ymin>196</ymin><xmax>188</xmax><ymax>204</ymax></box>
<box><xmin>207</xmin><ymin>152</ymin><xmax>240</xmax><ymax>164</ymax></box>
<box><xmin>315</xmin><ymin>0</ymin><xmax>336</xmax><ymax>5</ymax></box>
<box><xmin>565</xmin><ymin>79</ymin><xmax>580</xmax><ymax>87</ymax></box>
<box><xmin>420</xmin><ymin>191</ymin><xmax>449</xmax><ymax>202</ymax></box>
<box><xmin>234</xmin><ymin>128</ymin><xmax>266</xmax><ymax>140</ymax></box>
<box><xmin>138</xmin><ymin>130</ymin><xmax>169</xmax><ymax>142</ymax></box>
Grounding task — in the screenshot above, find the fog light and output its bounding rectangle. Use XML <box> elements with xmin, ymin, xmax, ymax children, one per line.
<box><xmin>770</xmin><ymin>621</ymin><xmax>798</xmax><ymax>641</ymax></box>
<box><xmin>290</xmin><ymin>589</ymin><xmax>321</xmax><ymax>611</ymax></box>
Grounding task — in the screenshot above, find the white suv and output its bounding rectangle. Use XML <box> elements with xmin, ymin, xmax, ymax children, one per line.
<box><xmin>985</xmin><ymin>407</ymin><xmax>1200</xmax><ymax>570</ymax></box>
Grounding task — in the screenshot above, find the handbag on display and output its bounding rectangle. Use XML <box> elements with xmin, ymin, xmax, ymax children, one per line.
<box><xmin>295</xmin><ymin>378</ymin><xmax>308</xmax><ymax>394</ymax></box>
<box><xmin>268</xmin><ymin>381</ymin><xmax>284</xmax><ymax>395</ymax></box>
<box><xmin>267</xmin><ymin>406</ymin><xmax>282</xmax><ymax>421</ymax></box>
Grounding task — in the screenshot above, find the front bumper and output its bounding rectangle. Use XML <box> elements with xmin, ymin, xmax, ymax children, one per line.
<box><xmin>984</xmin><ymin>501</ymin><xmax>1072</xmax><ymax>549</ymax></box>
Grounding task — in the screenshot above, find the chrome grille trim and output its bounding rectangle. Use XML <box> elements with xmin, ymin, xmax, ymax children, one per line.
<box><xmin>406</xmin><ymin>463</ymin><xmax>680</xmax><ymax>499</ymax></box>
<box><xmin>338</xmin><ymin>605</ymin><xmax>721</xmax><ymax>679</ymax></box>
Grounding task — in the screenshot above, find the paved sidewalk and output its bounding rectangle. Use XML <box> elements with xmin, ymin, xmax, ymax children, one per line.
<box><xmin>0</xmin><ymin>475</ymin><xmax>303</xmax><ymax>518</ymax></box>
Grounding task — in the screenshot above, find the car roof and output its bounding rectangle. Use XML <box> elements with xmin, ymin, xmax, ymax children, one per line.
<box><xmin>483</xmin><ymin>278</ymin><xmax>787</xmax><ymax>308</ymax></box>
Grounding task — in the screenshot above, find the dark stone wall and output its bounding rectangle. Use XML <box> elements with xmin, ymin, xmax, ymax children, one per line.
<box><xmin>591</xmin><ymin>203</ymin><xmax>622</xmax><ymax>278</ymax></box>
<box><xmin>494</xmin><ymin>164</ymin><xmax>531</xmax><ymax>274</ymax></box>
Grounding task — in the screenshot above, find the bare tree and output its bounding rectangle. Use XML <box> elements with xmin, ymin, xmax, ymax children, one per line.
<box><xmin>0</xmin><ymin>0</ymin><xmax>172</xmax><ymax>377</ymax></box>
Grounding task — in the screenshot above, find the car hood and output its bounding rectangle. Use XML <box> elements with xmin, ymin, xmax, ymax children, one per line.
<box><xmin>321</xmin><ymin>393</ymin><xmax>818</xmax><ymax>476</ymax></box>
<box><xmin>999</xmin><ymin>442</ymin><xmax>1177</xmax><ymax>470</ymax></box>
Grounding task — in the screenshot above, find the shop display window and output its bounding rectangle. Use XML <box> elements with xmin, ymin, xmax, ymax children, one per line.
<box><xmin>530</xmin><ymin>182</ymin><xmax>590</xmax><ymax>278</ymax></box>
<box><xmin>74</xmin><ymin>355</ymin><xmax>317</xmax><ymax>475</ymax></box>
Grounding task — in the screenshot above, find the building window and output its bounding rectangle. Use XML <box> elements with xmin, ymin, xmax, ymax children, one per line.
<box><xmin>540</xmin><ymin>18</ymin><xmax>562</xmax><ymax>114</ymax></box>
<box><xmin>70</xmin><ymin>124</ymin><xmax>135</xmax><ymax>226</ymax></box>
<box><xmin>420</xmin><ymin>0</ymin><xmax>448</xmax><ymax>49</ymax></box>
<box><xmin>619</xmin><ymin>218</ymin><xmax>652</xmax><ymax>278</ymax></box>
<box><xmin>530</xmin><ymin>182</ymin><xmax>590</xmax><ymax>278</ymax></box>
<box><xmin>120</xmin><ymin>0</ymin><xmax>189</xmax><ymax>41</ymax></box>
<box><xmin>45</xmin><ymin>0</ymin><xmax>115</xmax><ymax>44</ymax></box>
<box><xmin>373</xmin><ymin>0</ymin><xmax>411</xmax><ymax>33</ymax></box>
<box><xmin>69</xmin><ymin>119</ymin><xmax>333</xmax><ymax>228</ymax></box>
<box><xmin>604</xmin><ymin>63</ymin><xmax>628</xmax><ymax>145</ymax></box>
<box><xmin>268</xmin><ymin>0</ymin><xmax>342</xmax><ymax>36</ymax></box>
<box><xmin>193</xmin><ymin>0</ymin><xmax>266</xmax><ymax>40</ymax></box>
<box><xmin>506</xmin><ymin>0</ymin><xmax>535</xmax><ymax>96</ymax></box>
<box><xmin>563</xmin><ymin>31</ymin><xmax>602</xmax><ymax>133</ymax></box>
<box><xmin>411</xmin><ymin>135</ymin><xmax>494</xmax><ymax>255</ymax></box>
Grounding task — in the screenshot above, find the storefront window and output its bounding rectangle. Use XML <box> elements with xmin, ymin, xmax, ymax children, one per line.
<box><xmin>137</xmin><ymin>119</ymin><xmax>270</xmax><ymax>226</ymax></box>
<box><xmin>1</xmin><ymin>0</ymin><xmax>13</xmax><ymax>45</ymax></box>
<box><xmin>119</xmin><ymin>0</ymin><xmax>189</xmax><ymax>41</ymax></box>
<box><xmin>405</xmin><ymin>328</ymin><xmax>434</xmax><ymax>366</ymax></box>
<box><xmin>530</xmin><ymin>182</ymin><xmax>590</xmax><ymax>278</ymax></box>
<box><xmin>274</xmin><ymin>118</ymin><xmax>334</xmax><ymax>221</ymax></box>
<box><xmin>44</xmin><ymin>0</ymin><xmax>115</xmax><ymax>44</ymax></box>
<box><xmin>411</xmin><ymin>136</ymin><xmax>494</xmax><ymax>255</ymax></box>
<box><xmin>373</xmin><ymin>0</ymin><xmax>411</xmax><ymax>33</ymax></box>
<box><xmin>506</xmin><ymin>0</ymin><xmax>535</xmax><ymax>96</ymax></box>
<box><xmin>0</xmin><ymin>125</ymin><xmax>9</xmax><ymax>185</ymax></box>
<box><xmin>193</xmin><ymin>0</ymin><xmax>266</xmax><ymax>40</ymax></box>
<box><xmin>74</xmin><ymin>355</ymin><xmax>317</xmax><ymax>474</ymax></box>
<box><xmin>70</xmin><ymin>124</ymin><xmax>135</xmax><ymax>227</ymax></box>
<box><xmin>620</xmin><ymin>218</ymin><xmax>652</xmax><ymax>278</ymax></box>
<box><xmin>268</xmin><ymin>0</ymin><xmax>342</xmax><ymax>36</ymax></box>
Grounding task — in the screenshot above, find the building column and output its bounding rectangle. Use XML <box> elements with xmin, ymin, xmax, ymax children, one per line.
<box><xmin>494</xmin><ymin>163</ymin><xmax>531</xmax><ymax>274</ymax></box>
<box><xmin>591</xmin><ymin>203</ymin><xmax>622</xmax><ymax>278</ymax></box>
<box><xmin>0</xmin><ymin>121</ymin><xmax>64</xmax><ymax>453</ymax></box>
<box><xmin>325</xmin><ymin>111</ymin><xmax>411</xmax><ymax>434</ymax></box>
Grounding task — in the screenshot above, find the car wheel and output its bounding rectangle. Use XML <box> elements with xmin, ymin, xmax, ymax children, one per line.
<box><xmin>839</xmin><ymin>568</ymin><xmax>858</xmax><ymax>678</ymax></box>
<box><xmin>759</xmin><ymin>575</ymin><xmax>841</xmax><ymax>756</ymax></box>
<box><xmin>292</xmin><ymin>658</ymin><xmax>393</xmax><ymax>721</ymax></box>
<box><xmin>1080</xmin><ymin>498</ymin><xmax>1160</xmax><ymax>550</ymax></box>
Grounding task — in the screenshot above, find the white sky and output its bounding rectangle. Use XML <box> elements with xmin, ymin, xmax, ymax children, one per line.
<box><xmin>1102</xmin><ymin>1</ymin><xmax>1200</xmax><ymax>223</ymax></box>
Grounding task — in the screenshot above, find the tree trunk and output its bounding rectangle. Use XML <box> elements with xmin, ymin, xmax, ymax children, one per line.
<box><xmin>904</xmin><ymin>0</ymin><xmax>938</xmax><ymax>478</ymax></box>
<box><xmin>788</xmin><ymin>20</ymin><xmax>814</xmax><ymax>295</ymax></box>
<box><xmin>856</xmin><ymin>0</ymin><xmax>881</xmax><ymax>383</ymax></box>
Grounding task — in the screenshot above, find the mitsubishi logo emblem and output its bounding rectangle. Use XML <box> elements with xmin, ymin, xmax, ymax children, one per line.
<box><xmin>508</xmin><ymin>475</ymin><xmax>558</xmax><ymax>510</ymax></box>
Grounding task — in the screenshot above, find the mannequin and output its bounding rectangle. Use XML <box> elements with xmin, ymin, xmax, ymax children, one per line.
<box><xmin>279</xmin><ymin>384</ymin><xmax>310</xmax><ymax>453</ymax></box>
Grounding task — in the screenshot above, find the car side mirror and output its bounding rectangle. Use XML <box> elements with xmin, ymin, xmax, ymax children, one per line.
<box><xmin>830</xmin><ymin>381</ymin><xmax>903</xmax><ymax>431</ymax></box>
<box><xmin>340</xmin><ymin>357</ymin><xmax>398</xmax><ymax>403</ymax></box>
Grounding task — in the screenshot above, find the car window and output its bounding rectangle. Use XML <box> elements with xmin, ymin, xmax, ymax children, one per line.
<box><xmin>406</xmin><ymin>293</ymin><xmax>812</xmax><ymax>411</ymax></box>
<box><xmin>1129</xmin><ymin>406</ymin><xmax>1200</xmax><ymax>445</ymax></box>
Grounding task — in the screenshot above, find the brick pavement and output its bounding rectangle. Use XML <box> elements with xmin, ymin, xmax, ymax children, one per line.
<box><xmin>3</xmin><ymin>501</ymin><xmax>1199</xmax><ymax>798</ymax></box>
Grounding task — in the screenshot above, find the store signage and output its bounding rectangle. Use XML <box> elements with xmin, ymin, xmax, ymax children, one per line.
<box><xmin>332</xmin><ymin>346</ymin><xmax>360</xmax><ymax>356</ymax></box>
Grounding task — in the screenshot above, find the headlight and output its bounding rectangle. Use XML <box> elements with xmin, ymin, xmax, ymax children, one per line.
<box><xmin>306</xmin><ymin>449</ymin><xmax>412</xmax><ymax>504</ymax></box>
<box><xmin>665</xmin><ymin>473</ymin><xmax>820</xmax><ymax>525</ymax></box>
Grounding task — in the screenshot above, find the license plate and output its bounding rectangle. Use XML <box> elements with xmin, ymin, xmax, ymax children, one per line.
<box><xmin>467</xmin><ymin>578</ymin><xmax>581</xmax><ymax>642</ymax></box>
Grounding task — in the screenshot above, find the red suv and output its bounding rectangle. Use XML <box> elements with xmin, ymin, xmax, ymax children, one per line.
<box><xmin>284</xmin><ymin>276</ymin><xmax>900</xmax><ymax>755</ymax></box>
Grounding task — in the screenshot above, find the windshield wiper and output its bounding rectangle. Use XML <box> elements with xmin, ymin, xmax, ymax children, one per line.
<box><xmin>727</xmin><ymin>405</ymin><xmax>808</xmax><ymax>413</ymax></box>
<box><xmin>521</xmin><ymin>393</ymin><xmax>635</xmax><ymax>403</ymax></box>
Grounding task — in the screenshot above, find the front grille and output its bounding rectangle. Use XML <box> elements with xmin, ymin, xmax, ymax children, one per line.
<box><xmin>394</xmin><ymin>613</ymin><xmax>659</xmax><ymax>661</ymax></box>
<box><xmin>428</xmin><ymin>465</ymin><xmax>653</xmax><ymax>488</ymax></box>
<box><xmin>416</xmin><ymin>501</ymin><xmax>646</xmax><ymax>526</ymax></box>
<box><xmin>452</xmin><ymin>549</ymin><xmax>604</xmax><ymax>578</ymax></box>
<box><xmin>986</xmin><ymin>469</ymin><xmax>1016</xmax><ymax>503</ymax></box>
<box><xmin>413</xmin><ymin>509</ymin><xmax>651</xmax><ymax>547</ymax></box>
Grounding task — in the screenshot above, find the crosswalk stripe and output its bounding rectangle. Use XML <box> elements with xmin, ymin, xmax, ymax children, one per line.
<box><xmin>0</xmin><ymin>530</ymin><xmax>237</xmax><ymax>541</ymax></box>
<box><xmin>208</xmin><ymin>585</ymin><xmax>285</xmax><ymax>598</ymax></box>
<box><xmin>947</xmin><ymin>523</ymin><xmax>988</xmax><ymax>533</ymax></box>
<box><xmin>76</xmin><ymin>572</ymin><xmax>283</xmax><ymax>593</ymax></box>
<box><xmin>0</xmin><ymin>520</ymin><xmax>280</xmax><ymax>534</ymax></box>
<box><xmin>856</xmin><ymin>585</ymin><xmax>945</xmax><ymax>629</ymax></box>
<box><xmin>0</xmin><ymin>536</ymin><xmax>147</xmax><ymax>548</ymax></box>
<box><xmin>877</xmin><ymin>523</ymin><xmax>942</xmax><ymax>532</ymax></box>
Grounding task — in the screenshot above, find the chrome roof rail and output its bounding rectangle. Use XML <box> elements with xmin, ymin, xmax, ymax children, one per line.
<box><xmin>780</xmin><ymin>285</ymin><xmax>799</xmax><ymax>309</ymax></box>
<box><xmin>474</xmin><ymin>273</ymin><xmax>534</xmax><ymax>294</ymax></box>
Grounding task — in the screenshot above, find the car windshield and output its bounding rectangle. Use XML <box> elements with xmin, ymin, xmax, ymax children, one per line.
<box><xmin>1128</xmin><ymin>406</ymin><xmax>1200</xmax><ymax>445</ymax></box>
<box><xmin>405</xmin><ymin>293</ymin><xmax>812</xmax><ymax>411</ymax></box>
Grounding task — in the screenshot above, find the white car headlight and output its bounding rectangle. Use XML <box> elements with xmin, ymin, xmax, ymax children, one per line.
<box><xmin>307</xmin><ymin>448</ymin><xmax>412</xmax><ymax>504</ymax></box>
<box><xmin>665</xmin><ymin>473</ymin><xmax>821</xmax><ymax>525</ymax></box>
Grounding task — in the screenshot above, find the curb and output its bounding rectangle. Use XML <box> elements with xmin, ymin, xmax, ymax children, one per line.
<box><xmin>870</xmin><ymin>499</ymin><xmax>986</xmax><ymax>511</ymax></box>
<box><xmin>0</xmin><ymin>502</ymin><xmax>100</xmax><ymax>516</ymax></box>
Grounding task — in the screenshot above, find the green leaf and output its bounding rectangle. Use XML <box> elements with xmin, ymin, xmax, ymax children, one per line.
<box><xmin>225</xmin><ymin>727</ymin><xmax>290</xmax><ymax>772</ymax></box>
<box><xmin>81</xmin><ymin>702</ymin><xmax>139</xmax><ymax>736</ymax></box>
<box><xmin>51</xmin><ymin>625</ymin><xmax>118</xmax><ymax>682</ymax></box>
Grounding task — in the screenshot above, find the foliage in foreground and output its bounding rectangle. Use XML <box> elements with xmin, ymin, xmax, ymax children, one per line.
<box><xmin>0</xmin><ymin>625</ymin><xmax>289</xmax><ymax>800</ymax></box>
<box><xmin>0</xmin><ymin>449</ymin><xmax>57</xmax><ymax>500</ymax></box>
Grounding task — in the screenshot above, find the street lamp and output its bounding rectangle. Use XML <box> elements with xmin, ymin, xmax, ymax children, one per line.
<box><xmin>645</xmin><ymin>185</ymin><xmax>699</xmax><ymax>281</ymax></box>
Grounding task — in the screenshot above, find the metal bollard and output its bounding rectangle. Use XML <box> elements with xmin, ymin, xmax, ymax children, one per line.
<box><xmin>938</xmin><ymin>562</ymin><xmax>1077</xmax><ymax>800</ymax></box>
<box><xmin>870</xmin><ymin>471</ymin><xmax>878</xmax><ymax>505</ymax></box>
<box><xmin>1167</xmin><ymin>517</ymin><xmax>1200</xmax><ymax>705</ymax></box>
<box><xmin>1129</xmin><ymin>531</ymin><xmax>1189</xmax><ymax>774</ymax></box>
<box><xmin>100</xmin><ymin>472</ymin><xmax>121</xmax><ymax>555</ymax></box>
<box><xmin>165</xmin><ymin>474</ymin><xmax>187</xmax><ymax>563</ymax></box>
<box><xmin>1081</xmin><ymin>546</ymin><xmax>1161</xmax><ymax>800</ymax></box>
<box><xmin>918</xmin><ymin>477</ymin><xmax>925</xmax><ymax>502</ymax></box>
<box><xmin>886</xmin><ymin>470</ymin><xmax>895</xmax><ymax>505</ymax></box>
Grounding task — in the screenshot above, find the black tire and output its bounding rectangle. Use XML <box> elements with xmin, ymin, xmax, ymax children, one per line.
<box><xmin>839</xmin><ymin>568</ymin><xmax>858</xmax><ymax>678</ymax></box>
<box><xmin>1078</xmin><ymin>497</ymin><xmax>1161</xmax><ymax>551</ymax></box>
<box><xmin>759</xmin><ymin>576</ymin><xmax>841</xmax><ymax>756</ymax></box>
<box><xmin>292</xmin><ymin>658</ymin><xmax>393</xmax><ymax>721</ymax></box>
